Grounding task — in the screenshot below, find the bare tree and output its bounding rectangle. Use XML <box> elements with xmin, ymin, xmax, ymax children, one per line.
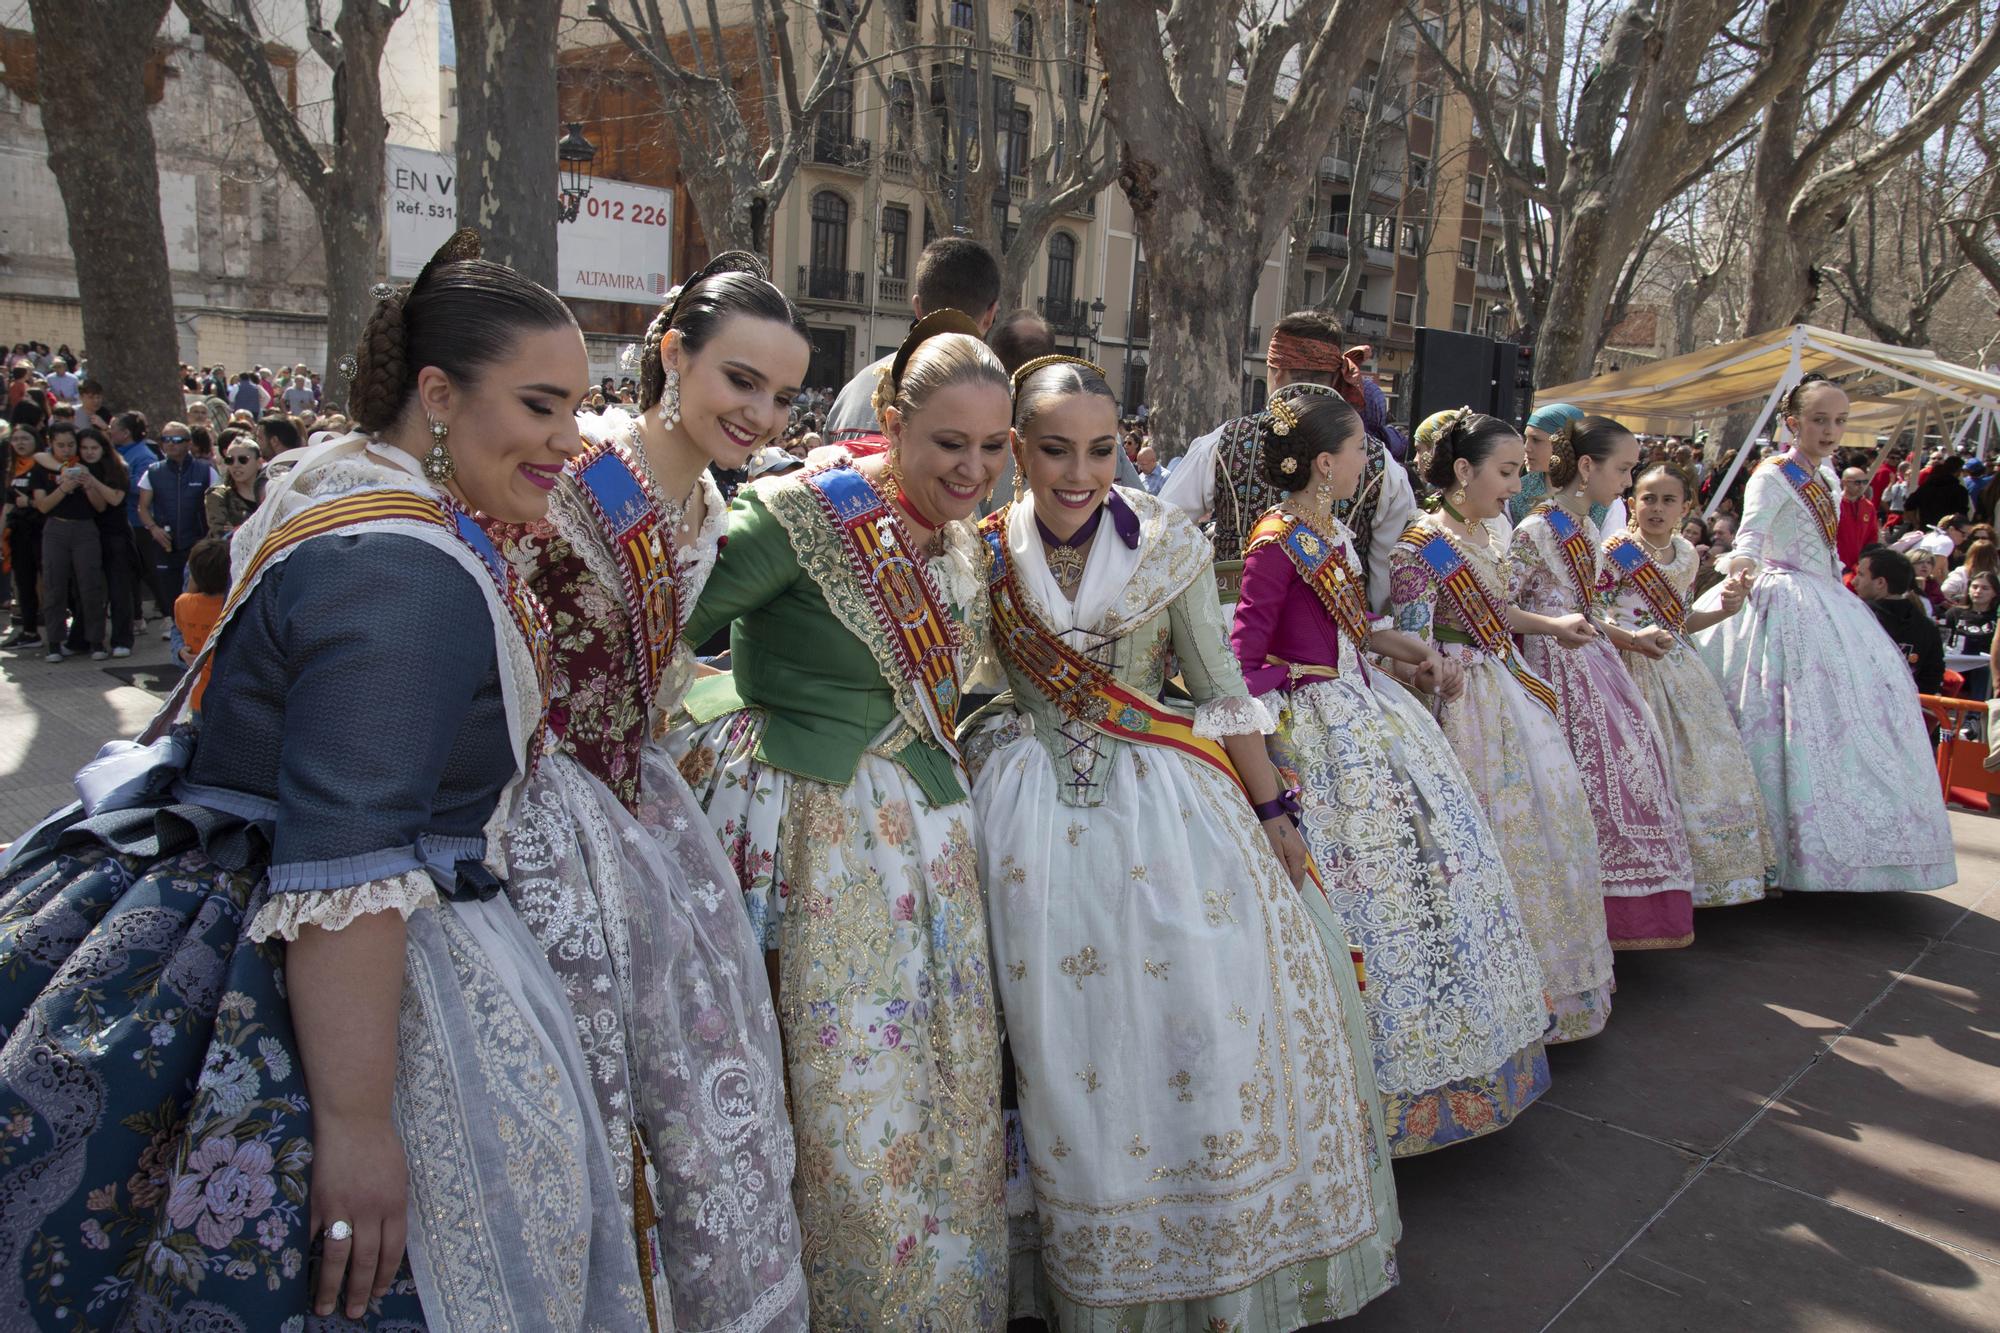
<box><xmin>176</xmin><ymin>0</ymin><xmax>403</xmax><ymax>398</ymax></box>
<box><xmin>1949</xmin><ymin>128</ymin><xmax>2000</xmax><ymax>327</ymax></box>
<box><xmin>1738</xmin><ymin>1</ymin><xmax>2000</xmax><ymax>336</ymax></box>
<box><xmin>1417</xmin><ymin>0</ymin><xmax>1839</xmax><ymax>386</ymax></box>
<box><xmin>857</xmin><ymin>1</ymin><xmax>1118</xmax><ymax>312</ymax></box>
<box><xmin>586</xmin><ymin>0</ymin><xmax>874</xmax><ymax>255</ymax></box>
<box><xmin>1094</xmin><ymin>0</ymin><xmax>1403</xmax><ymax>452</ymax></box>
<box><xmin>1319</xmin><ymin>25</ymin><xmax>1402</xmax><ymax>318</ymax></box>
<box><xmin>451</xmin><ymin>0</ymin><xmax>560</xmax><ymax>285</ymax></box>
<box><xmin>27</xmin><ymin>0</ymin><xmax>184</xmax><ymax>425</ymax></box>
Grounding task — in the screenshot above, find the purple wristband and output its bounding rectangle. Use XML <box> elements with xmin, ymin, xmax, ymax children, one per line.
<box><xmin>1250</xmin><ymin>787</ymin><xmax>1301</xmax><ymax>824</ymax></box>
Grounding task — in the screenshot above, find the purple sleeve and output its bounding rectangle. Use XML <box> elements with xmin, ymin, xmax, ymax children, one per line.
<box><xmin>1230</xmin><ymin>542</ymin><xmax>1294</xmax><ymax>697</ymax></box>
<box><xmin>1358</xmin><ymin>376</ymin><xmax>1389</xmax><ymax>438</ymax></box>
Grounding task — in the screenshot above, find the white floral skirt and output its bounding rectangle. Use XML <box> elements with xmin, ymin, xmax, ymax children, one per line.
<box><xmin>969</xmin><ymin>718</ymin><xmax>1398</xmax><ymax>1317</ymax></box>
<box><xmin>504</xmin><ymin>749</ymin><xmax>807</xmax><ymax>1333</ymax></box>
<box><xmin>663</xmin><ymin>710</ymin><xmax>1008</xmax><ymax>1332</ymax></box>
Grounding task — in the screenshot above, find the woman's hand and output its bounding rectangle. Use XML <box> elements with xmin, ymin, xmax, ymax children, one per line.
<box><xmin>309</xmin><ymin>1112</ymin><xmax>409</xmax><ymax>1320</ymax></box>
<box><xmin>1263</xmin><ymin>815</ymin><xmax>1311</xmax><ymax>888</ymax></box>
<box><xmin>1718</xmin><ymin>572</ymin><xmax>1750</xmax><ymax>613</ymax></box>
<box><xmin>1549</xmin><ymin>612</ymin><xmax>1598</xmax><ymax>649</ymax></box>
<box><xmin>1630</xmin><ymin>627</ymin><xmax>1675</xmax><ymax>660</ymax></box>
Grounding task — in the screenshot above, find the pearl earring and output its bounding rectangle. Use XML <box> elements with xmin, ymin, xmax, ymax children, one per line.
<box><xmin>661</xmin><ymin>368</ymin><xmax>682</xmax><ymax>431</ymax></box>
<box><xmin>422</xmin><ymin>417</ymin><xmax>455</xmax><ymax>484</ymax></box>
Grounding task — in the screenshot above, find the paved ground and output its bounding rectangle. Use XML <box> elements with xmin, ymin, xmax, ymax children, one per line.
<box><xmin>0</xmin><ymin>637</ymin><xmax>1993</xmax><ymax>1331</ymax></box>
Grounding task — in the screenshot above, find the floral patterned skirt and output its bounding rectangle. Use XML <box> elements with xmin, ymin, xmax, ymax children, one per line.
<box><xmin>967</xmin><ymin>722</ymin><xmax>1399</xmax><ymax>1321</ymax></box>
<box><xmin>663</xmin><ymin>710</ymin><xmax>1008</xmax><ymax>1332</ymax></box>
<box><xmin>1436</xmin><ymin>651</ymin><xmax>1616</xmax><ymax>1042</ymax></box>
<box><xmin>1270</xmin><ymin>674</ymin><xmax>1552</xmax><ymax>1157</ymax></box>
<box><xmin>0</xmin><ymin>804</ymin><xmax>645</xmax><ymax>1332</ymax></box>
<box><xmin>503</xmin><ymin>750</ymin><xmax>806</xmax><ymax>1333</ymax></box>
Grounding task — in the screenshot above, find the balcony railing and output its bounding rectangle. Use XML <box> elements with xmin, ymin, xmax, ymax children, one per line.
<box><xmin>1063</xmin><ymin>193</ymin><xmax>1097</xmax><ymax>217</ymax></box>
<box><xmin>1363</xmin><ymin>244</ymin><xmax>1395</xmax><ymax>268</ymax></box>
<box><xmin>1009</xmin><ymin>174</ymin><xmax>1028</xmax><ymax>201</ymax></box>
<box><xmin>1477</xmin><ymin>270</ymin><xmax>1507</xmax><ymax>292</ymax></box>
<box><xmin>809</xmin><ymin>135</ymin><xmax>872</xmax><ymax>171</ymax></box>
<box><xmin>1369</xmin><ymin>170</ymin><xmax>1402</xmax><ymax>199</ymax></box>
<box><xmin>1346</xmin><ymin>311</ymin><xmax>1389</xmax><ymax>340</ymax></box>
<box><xmin>797</xmin><ymin>265</ymin><xmax>865</xmax><ymax>304</ymax></box>
<box><xmin>1038</xmin><ymin>295</ymin><xmax>1096</xmax><ymax>336</ymax></box>
<box><xmin>879</xmin><ymin>276</ymin><xmax>908</xmax><ymax>304</ymax></box>
<box><xmin>1310</xmin><ymin>230</ymin><xmax>1350</xmax><ymax>258</ymax></box>
<box><xmin>882</xmin><ymin>147</ymin><xmax>912</xmax><ymax>179</ymax></box>
<box><xmin>1320</xmin><ymin>155</ymin><xmax>1354</xmax><ymax>181</ymax></box>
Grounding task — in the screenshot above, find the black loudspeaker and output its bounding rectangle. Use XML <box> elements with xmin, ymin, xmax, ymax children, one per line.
<box><xmin>1408</xmin><ymin>328</ymin><xmax>1495</xmax><ymax>429</ymax></box>
<box><xmin>1490</xmin><ymin>341</ymin><xmax>1533</xmax><ymax>425</ymax></box>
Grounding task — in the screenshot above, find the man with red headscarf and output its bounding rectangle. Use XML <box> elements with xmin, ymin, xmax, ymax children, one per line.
<box><xmin>1159</xmin><ymin>310</ymin><xmax>1415</xmax><ymax>610</ymax></box>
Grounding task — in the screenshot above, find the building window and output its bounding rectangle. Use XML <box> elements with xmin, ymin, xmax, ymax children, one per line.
<box><xmin>816</xmin><ymin>79</ymin><xmax>853</xmax><ymax>149</ymax></box>
<box><xmin>888</xmin><ymin>77</ymin><xmax>915</xmax><ymax>149</ymax></box>
<box><xmin>810</xmin><ymin>190</ymin><xmax>850</xmax><ymax>284</ymax></box>
<box><xmin>1408</xmin><ymin>156</ymin><xmax>1429</xmax><ymax>190</ymax></box>
<box><xmin>1453</xmin><ymin>302</ymin><xmax>1473</xmax><ymax>332</ymax></box>
<box><xmin>1460</xmin><ymin>239</ymin><xmax>1478</xmax><ymax>269</ymax></box>
<box><xmin>1004</xmin><ymin>106</ymin><xmax>1032</xmax><ymax>179</ymax></box>
<box><xmin>1466</xmin><ymin>174</ymin><xmax>1485</xmax><ymax>206</ymax></box>
<box><xmin>1412</xmin><ymin>85</ymin><xmax>1437</xmax><ymax>120</ymax></box>
<box><xmin>1013</xmin><ymin>9</ymin><xmax>1035</xmax><ymax>55</ymax></box>
<box><xmin>1394</xmin><ymin>291</ymin><xmax>1416</xmax><ymax>325</ymax></box>
<box><xmin>1399</xmin><ymin>223</ymin><xmax>1424</xmax><ymax>256</ymax></box>
<box><xmin>880</xmin><ymin>205</ymin><xmax>909</xmax><ymax>279</ymax></box>
<box><xmin>1303</xmin><ymin>269</ymin><xmax>1320</xmax><ymax>305</ymax></box>
<box><xmin>1046</xmin><ymin>231</ymin><xmax>1077</xmax><ymax>309</ymax></box>
<box><xmin>950</xmin><ymin>0</ymin><xmax>974</xmax><ymax>29</ymax></box>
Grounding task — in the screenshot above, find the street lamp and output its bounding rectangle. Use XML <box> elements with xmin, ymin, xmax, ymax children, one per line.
<box><xmin>1088</xmin><ymin>296</ymin><xmax>1106</xmax><ymax>360</ymax></box>
<box><xmin>558</xmin><ymin>122</ymin><xmax>598</xmax><ymax>224</ymax></box>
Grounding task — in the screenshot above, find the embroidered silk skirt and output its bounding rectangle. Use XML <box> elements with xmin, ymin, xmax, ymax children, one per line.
<box><xmin>504</xmin><ymin>749</ymin><xmax>807</xmax><ymax>1332</ymax></box>
<box><xmin>966</xmin><ymin>716</ymin><xmax>1400</xmax><ymax>1325</ymax></box>
<box><xmin>664</xmin><ymin>709</ymin><xmax>1008</xmax><ymax>1332</ymax></box>
<box><xmin>1693</xmin><ymin>566</ymin><xmax>1955</xmax><ymax>893</ymax></box>
<box><xmin>1519</xmin><ymin>635</ymin><xmax>1697</xmax><ymax>950</ymax></box>
<box><xmin>1620</xmin><ymin>642</ymin><xmax>1774</xmax><ymax>907</ymax></box>
<box><xmin>1434</xmin><ymin>649</ymin><xmax>1616</xmax><ymax>1042</ymax></box>
<box><xmin>1268</xmin><ymin>673</ymin><xmax>1551</xmax><ymax>1156</ymax></box>
<box><xmin>0</xmin><ymin>802</ymin><xmax>646</xmax><ymax>1332</ymax></box>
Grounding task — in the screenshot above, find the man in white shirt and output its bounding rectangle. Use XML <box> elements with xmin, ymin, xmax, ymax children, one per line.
<box><xmin>1159</xmin><ymin>310</ymin><xmax>1416</xmax><ymax>611</ymax></box>
<box><xmin>823</xmin><ymin>238</ymin><xmax>1000</xmax><ymax>442</ymax></box>
<box><xmin>282</xmin><ymin>364</ymin><xmax>317</xmax><ymax>414</ymax></box>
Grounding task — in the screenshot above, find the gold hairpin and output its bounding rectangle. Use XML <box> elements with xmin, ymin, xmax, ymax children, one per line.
<box><xmin>1010</xmin><ymin>353</ymin><xmax>1109</xmax><ymax>391</ymax></box>
<box><xmin>1280</xmin><ymin>455</ymin><xmax>1299</xmax><ymax>473</ymax></box>
<box><xmin>1268</xmin><ymin>396</ymin><xmax>1301</xmax><ymax>437</ymax></box>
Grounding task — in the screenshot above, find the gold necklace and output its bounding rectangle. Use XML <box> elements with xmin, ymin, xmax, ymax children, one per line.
<box><xmin>1635</xmin><ymin>531</ymin><xmax>1677</xmax><ymax>562</ymax></box>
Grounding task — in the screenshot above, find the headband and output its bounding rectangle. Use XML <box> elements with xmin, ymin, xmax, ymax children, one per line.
<box><xmin>1526</xmin><ymin>402</ymin><xmax>1582</xmax><ymax>432</ymax></box>
<box><xmin>1266</xmin><ymin>331</ymin><xmax>1347</xmax><ymax>374</ymax></box>
<box><xmin>1010</xmin><ymin>352</ymin><xmax>1108</xmax><ymax>398</ymax></box>
<box><xmin>888</xmin><ymin>309</ymin><xmax>984</xmax><ymax>398</ymax></box>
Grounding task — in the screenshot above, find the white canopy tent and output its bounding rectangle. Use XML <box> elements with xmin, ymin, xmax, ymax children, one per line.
<box><xmin>1537</xmin><ymin>325</ymin><xmax>2000</xmax><ymax>517</ymax></box>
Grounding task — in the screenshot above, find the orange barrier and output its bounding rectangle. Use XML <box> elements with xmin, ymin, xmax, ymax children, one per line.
<box><xmin>1918</xmin><ymin>694</ymin><xmax>2000</xmax><ymax>812</ymax></box>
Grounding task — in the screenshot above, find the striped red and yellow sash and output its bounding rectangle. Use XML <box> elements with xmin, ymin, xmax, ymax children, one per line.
<box><xmin>1771</xmin><ymin>455</ymin><xmax>1837</xmax><ymax>553</ymax></box>
<box><xmin>570</xmin><ymin>437</ymin><xmax>680</xmax><ymax>703</ymax></box>
<box><xmin>1399</xmin><ymin>522</ymin><xmax>1560</xmax><ymax>717</ymax></box>
<box><xmin>1602</xmin><ymin>534</ymin><xmax>1686</xmax><ymax>634</ymax></box>
<box><xmin>1245</xmin><ymin>510</ymin><xmax>1371</xmax><ymax>650</ymax></box>
<box><xmin>1534</xmin><ymin>501</ymin><xmax>1603</xmax><ymax>610</ymax></box>
<box><xmin>805</xmin><ymin>466</ymin><xmax>964</xmax><ymax>761</ymax></box>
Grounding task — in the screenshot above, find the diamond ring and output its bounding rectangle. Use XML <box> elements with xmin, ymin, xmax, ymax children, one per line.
<box><xmin>325</xmin><ymin>1219</ymin><xmax>353</xmax><ymax>1243</ymax></box>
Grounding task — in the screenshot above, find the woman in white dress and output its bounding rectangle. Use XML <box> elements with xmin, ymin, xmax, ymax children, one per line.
<box><xmin>1693</xmin><ymin>375</ymin><xmax>1955</xmax><ymax>893</ymax></box>
<box><xmin>964</xmin><ymin>357</ymin><xmax>1400</xmax><ymax>1331</ymax></box>
<box><xmin>1232</xmin><ymin>395</ymin><xmax>1550</xmax><ymax>1156</ymax></box>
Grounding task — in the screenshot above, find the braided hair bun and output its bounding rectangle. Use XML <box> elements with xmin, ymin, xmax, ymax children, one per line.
<box><xmin>1416</xmin><ymin>408</ymin><xmax>1517</xmax><ymax>493</ymax></box>
<box><xmin>1255</xmin><ymin>395</ymin><xmax>1361</xmax><ymax>492</ymax></box>
<box><xmin>1546</xmin><ymin>414</ymin><xmax>1632</xmax><ymax>488</ymax></box>
<box><xmin>342</xmin><ymin>228</ymin><xmax>575</xmax><ymax>433</ymax></box>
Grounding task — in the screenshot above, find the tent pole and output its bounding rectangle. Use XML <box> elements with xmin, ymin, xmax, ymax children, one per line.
<box><xmin>1980</xmin><ymin>404</ymin><xmax>1995</xmax><ymax>462</ymax></box>
<box><xmin>1704</xmin><ymin>335</ymin><xmax>1801</xmax><ymax>519</ymax></box>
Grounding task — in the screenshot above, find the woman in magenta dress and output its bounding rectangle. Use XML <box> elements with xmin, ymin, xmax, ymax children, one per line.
<box><xmin>1511</xmin><ymin>415</ymin><xmax>1696</xmax><ymax>949</ymax></box>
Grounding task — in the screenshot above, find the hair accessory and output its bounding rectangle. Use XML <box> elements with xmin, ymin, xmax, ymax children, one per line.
<box><xmin>1266</xmin><ymin>396</ymin><xmax>1302</xmax><ymax>437</ymax></box>
<box><xmin>337</xmin><ymin>354</ymin><xmax>359</xmax><ymax>383</ymax></box>
<box><xmin>369</xmin><ymin>282</ymin><xmax>397</xmax><ymax>301</ymax></box>
<box><xmin>422</xmin><ymin>417</ymin><xmax>455</xmax><ymax>484</ymax></box>
<box><xmin>1266</xmin><ymin>331</ymin><xmax>1348</xmax><ymax>375</ymax></box>
<box><xmin>412</xmin><ymin>228</ymin><xmax>482</xmax><ymax>295</ymax></box>
<box><xmin>1280</xmin><ymin>455</ymin><xmax>1299</xmax><ymax>473</ymax></box>
<box><xmin>1010</xmin><ymin>352</ymin><xmax>1108</xmax><ymax>395</ymax></box>
<box><xmin>889</xmin><ymin>309</ymin><xmax>985</xmax><ymax>399</ymax></box>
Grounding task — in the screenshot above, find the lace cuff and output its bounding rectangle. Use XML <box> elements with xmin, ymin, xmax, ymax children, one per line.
<box><xmin>246</xmin><ymin>870</ymin><xmax>441</xmax><ymax>943</ymax></box>
<box><xmin>1192</xmin><ymin>693</ymin><xmax>1276</xmax><ymax>739</ymax></box>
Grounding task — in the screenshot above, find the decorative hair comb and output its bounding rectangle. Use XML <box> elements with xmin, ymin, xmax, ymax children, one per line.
<box><xmin>1267</xmin><ymin>396</ymin><xmax>1302</xmax><ymax>437</ymax></box>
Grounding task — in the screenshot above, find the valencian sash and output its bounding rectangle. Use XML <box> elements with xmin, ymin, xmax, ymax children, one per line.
<box><xmin>1602</xmin><ymin>534</ymin><xmax>1686</xmax><ymax>635</ymax></box>
<box><xmin>1533</xmin><ymin>501</ymin><xmax>1603</xmax><ymax>610</ymax></box>
<box><xmin>1770</xmin><ymin>454</ymin><xmax>1838</xmax><ymax>552</ymax></box>
<box><xmin>980</xmin><ymin>512</ymin><xmax>1360</xmax><ymax>984</ymax></box>
<box><xmin>1400</xmin><ymin>522</ymin><xmax>1561</xmax><ymax>717</ymax></box>
<box><xmin>572</xmin><ymin>437</ymin><xmax>680</xmax><ymax>703</ymax></box>
<box><xmin>153</xmin><ymin>488</ymin><xmax>553</xmax><ymax>738</ymax></box>
<box><xmin>1245</xmin><ymin>511</ymin><xmax>1371</xmax><ymax>649</ymax></box>
<box><xmin>803</xmin><ymin>466</ymin><xmax>964</xmax><ymax>762</ymax></box>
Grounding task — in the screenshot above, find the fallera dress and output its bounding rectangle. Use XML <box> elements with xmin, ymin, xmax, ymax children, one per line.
<box><xmin>660</xmin><ymin>464</ymin><xmax>1008</xmax><ymax>1330</ymax></box>
<box><xmin>1601</xmin><ymin>530</ymin><xmax>1773</xmax><ymax>908</ymax></box>
<box><xmin>960</xmin><ymin>488</ymin><xmax>1400</xmax><ymax>1331</ymax></box>
<box><xmin>1692</xmin><ymin>450</ymin><xmax>1955</xmax><ymax>893</ymax></box>
<box><xmin>1511</xmin><ymin>504</ymin><xmax>1696</xmax><ymax>950</ymax></box>
<box><xmin>1390</xmin><ymin>512</ymin><xmax>1615</xmax><ymax>1042</ymax></box>
<box><xmin>486</xmin><ymin>413</ymin><xmax>805</xmax><ymax>1333</ymax></box>
<box><xmin>0</xmin><ymin>437</ymin><xmax>645</xmax><ymax>1331</ymax></box>
<box><xmin>1233</xmin><ymin>508</ymin><xmax>1550</xmax><ymax>1156</ymax></box>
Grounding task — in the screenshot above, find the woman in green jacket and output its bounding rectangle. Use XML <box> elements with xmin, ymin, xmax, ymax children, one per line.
<box><xmin>665</xmin><ymin>312</ymin><xmax>1013</xmax><ymax>1329</ymax></box>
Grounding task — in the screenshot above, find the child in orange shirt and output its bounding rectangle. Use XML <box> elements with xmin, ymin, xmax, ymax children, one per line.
<box><xmin>175</xmin><ymin>536</ymin><xmax>231</xmax><ymax>712</ymax></box>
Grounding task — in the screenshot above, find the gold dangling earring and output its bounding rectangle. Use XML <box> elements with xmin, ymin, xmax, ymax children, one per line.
<box><xmin>1451</xmin><ymin>487</ymin><xmax>1467</xmax><ymax>508</ymax></box>
<box><xmin>661</xmin><ymin>367</ymin><xmax>681</xmax><ymax>431</ymax></box>
<box><xmin>423</xmin><ymin>417</ymin><xmax>455</xmax><ymax>485</ymax></box>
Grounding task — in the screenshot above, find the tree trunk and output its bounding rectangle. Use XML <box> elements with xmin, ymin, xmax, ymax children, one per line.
<box><xmin>1738</xmin><ymin>82</ymin><xmax>1810</xmax><ymax>337</ymax></box>
<box><xmin>1533</xmin><ymin>198</ymin><xmax>1639</xmax><ymax>386</ymax></box>
<box><xmin>452</xmin><ymin>0</ymin><xmax>559</xmax><ymax>286</ymax></box>
<box><xmin>28</xmin><ymin>0</ymin><xmax>182</xmax><ymax>426</ymax></box>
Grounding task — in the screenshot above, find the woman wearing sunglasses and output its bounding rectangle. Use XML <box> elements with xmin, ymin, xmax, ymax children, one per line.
<box><xmin>205</xmin><ymin>427</ymin><xmax>266</xmax><ymax>536</ymax></box>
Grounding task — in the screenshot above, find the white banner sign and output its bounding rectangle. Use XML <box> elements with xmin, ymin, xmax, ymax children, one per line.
<box><xmin>386</xmin><ymin>144</ymin><xmax>674</xmax><ymax>305</ymax></box>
